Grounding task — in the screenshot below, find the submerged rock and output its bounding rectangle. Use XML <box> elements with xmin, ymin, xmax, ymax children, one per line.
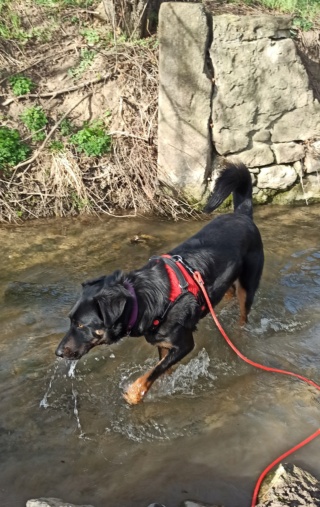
<box><xmin>26</xmin><ymin>499</ymin><xmax>94</xmax><ymax>507</ymax></box>
<box><xmin>257</xmin><ymin>463</ymin><xmax>320</xmax><ymax>506</ymax></box>
<box><xmin>26</xmin><ymin>464</ymin><xmax>320</xmax><ymax>507</ymax></box>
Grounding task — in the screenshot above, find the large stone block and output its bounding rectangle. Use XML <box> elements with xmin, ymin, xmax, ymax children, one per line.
<box><xmin>272</xmin><ymin>103</ymin><xmax>320</xmax><ymax>142</ymax></box>
<box><xmin>238</xmin><ymin>143</ymin><xmax>274</xmax><ymax>167</ymax></box>
<box><xmin>158</xmin><ymin>2</ymin><xmax>212</xmax><ymax>199</ymax></box>
<box><xmin>272</xmin><ymin>142</ymin><xmax>305</xmax><ymax>164</ymax></box>
<box><xmin>210</xmin><ymin>14</ymin><xmax>320</xmax><ymax>156</ymax></box>
<box><xmin>257</xmin><ymin>164</ymin><xmax>297</xmax><ymax>189</ymax></box>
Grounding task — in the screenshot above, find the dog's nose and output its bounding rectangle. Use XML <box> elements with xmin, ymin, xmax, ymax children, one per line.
<box><xmin>55</xmin><ymin>345</ymin><xmax>65</xmax><ymax>357</ymax></box>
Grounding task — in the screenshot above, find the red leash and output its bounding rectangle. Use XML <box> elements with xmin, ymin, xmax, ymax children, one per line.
<box><xmin>193</xmin><ymin>271</ymin><xmax>320</xmax><ymax>507</ymax></box>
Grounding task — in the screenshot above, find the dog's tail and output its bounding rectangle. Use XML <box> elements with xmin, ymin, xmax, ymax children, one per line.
<box><xmin>203</xmin><ymin>162</ymin><xmax>253</xmax><ymax>218</ymax></box>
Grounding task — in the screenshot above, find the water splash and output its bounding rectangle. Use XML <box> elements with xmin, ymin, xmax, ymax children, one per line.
<box><xmin>152</xmin><ymin>348</ymin><xmax>216</xmax><ymax>398</ymax></box>
<box><xmin>120</xmin><ymin>349</ymin><xmax>216</xmax><ymax>400</ymax></box>
<box><xmin>68</xmin><ymin>359</ymin><xmax>78</xmax><ymax>378</ymax></box>
<box><xmin>39</xmin><ymin>361</ymin><xmax>59</xmax><ymax>408</ymax></box>
<box><xmin>71</xmin><ymin>386</ymin><xmax>88</xmax><ymax>439</ymax></box>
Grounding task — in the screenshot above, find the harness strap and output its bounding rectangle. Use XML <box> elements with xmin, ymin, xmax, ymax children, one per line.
<box><xmin>150</xmin><ymin>254</ymin><xmax>204</xmax><ymax>331</ymax></box>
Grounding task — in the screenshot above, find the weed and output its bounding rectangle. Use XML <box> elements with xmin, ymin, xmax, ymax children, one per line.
<box><xmin>0</xmin><ymin>10</ymin><xmax>24</xmax><ymax>40</ymax></box>
<box><xmin>21</xmin><ymin>106</ymin><xmax>48</xmax><ymax>141</ymax></box>
<box><xmin>9</xmin><ymin>75</ymin><xmax>36</xmax><ymax>96</ymax></box>
<box><xmin>80</xmin><ymin>28</ymin><xmax>100</xmax><ymax>45</ymax></box>
<box><xmin>70</xmin><ymin>120</ymin><xmax>112</xmax><ymax>157</ymax></box>
<box><xmin>0</xmin><ymin>127</ymin><xmax>31</xmax><ymax>171</ymax></box>
<box><xmin>49</xmin><ymin>140</ymin><xmax>64</xmax><ymax>152</ymax></box>
<box><xmin>34</xmin><ymin>0</ymin><xmax>93</xmax><ymax>6</ymax></box>
<box><xmin>292</xmin><ymin>16</ymin><xmax>314</xmax><ymax>30</ymax></box>
<box><xmin>242</xmin><ymin>0</ymin><xmax>320</xmax><ymax>26</ymax></box>
<box><xmin>71</xmin><ymin>192</ymin><xmax>91</xmax><ymax>210</ymax></box>
<box><xmin>59</xmin><ymin>118</ymin><xmax>74</xmax><ymax>136</ymax></box>
<box><xmin>68</xmin><ymin>48</ymin><xmax>96</xmax><ymax>79</ymax></box>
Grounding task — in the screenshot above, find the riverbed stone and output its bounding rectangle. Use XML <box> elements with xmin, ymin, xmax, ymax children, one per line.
<box><xmin>272</xmin><ymin>142</ymin><xmax>305</xmax><ymax>164</ymax></box>
<box><xmin>256</xmin><ymin>463</ymin><xmax>320</xmax><ymax>507</ymax></box>
<box><xmin>257</xmin><ymin>164</ymin><xmax>297</xmax><ymax>189</ymax></box>
<box><xmin>158</xmin><ymin>2</ymin><xmax>212</xmax><ymax>199</ymax></box>
<box><xmin>26</xmin><ymin>499</ymin><xmax>94</xmax><ymax>507</ymax></box>
<box><xmin>182</xmin><ymin>502</ymin><xmax>222</xmax><ymax>507</ymax></box>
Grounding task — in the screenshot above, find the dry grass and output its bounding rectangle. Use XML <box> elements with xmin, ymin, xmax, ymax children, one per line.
<box><xmin>0</xmin><ymin>28</ymin><xmax>197</xmax><ymax>222</ymax></box>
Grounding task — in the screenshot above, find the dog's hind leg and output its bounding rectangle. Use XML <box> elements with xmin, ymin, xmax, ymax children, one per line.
<box><xmin>237</xmin><ymin>251</ymin><xmax>264</xmax><ymax>326</ymax></box>
<box><xmin>123</xmin><ymin>329</ymin><xmax>194</xmax><ymax>405</ymax></box>
<box><xmin>235</xmin><ymin>279</ymin><xmax>248</xmax><ymax>326</ymax></box>
<box><xmin>224</xmin><ymin>283</ymin><xmax>236</xmax><ymax>302</ymax></box>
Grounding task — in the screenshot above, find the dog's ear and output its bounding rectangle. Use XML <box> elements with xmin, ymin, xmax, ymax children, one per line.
<box><xmin>94</xmin><ymin>284</ymin><xmax>129</xmax><ymax>328</ymax></box>
<box><xmin>81</xmin><ymin>275</ymin><xmax>106</xmax><ymax>288</ymax></box>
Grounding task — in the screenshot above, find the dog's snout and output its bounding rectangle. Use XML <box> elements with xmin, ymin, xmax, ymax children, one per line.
<box><xmin>55</xmin><ymin>345</ymin><xmax>65</xmax><ymax>357</ymax></box>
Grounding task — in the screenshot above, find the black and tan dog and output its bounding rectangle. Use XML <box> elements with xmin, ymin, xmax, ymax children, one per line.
<box><xmin>56</xmin><ymin>163</ymin><xmax>264</xmax><ymax>404</ymax></box>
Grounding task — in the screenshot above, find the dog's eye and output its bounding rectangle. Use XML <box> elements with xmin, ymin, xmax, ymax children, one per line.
<box><xmin>77</xmin><ymin>323</ymin><xmax>84</xmax><ymax>329</ymax></box>
<box><xmin>95</xmin><ymin>329</ymin><xmax>104</xmax><ymax>336</ymax></box>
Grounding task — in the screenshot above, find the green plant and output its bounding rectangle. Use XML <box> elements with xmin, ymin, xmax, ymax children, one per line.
<box><xmin>0</xmin><ymin>127</ymin><xmax>30</xmax><ymax>171</ymax></box>
<box><xmin>59</xmin><ymin>118</ymin><xmax>74</xmax><ymax>136</ymax></box>
<box><xmin>242</xmin><ymin>0</ymin><xmax>320</xmax><ymax>26</ymax></box>
<box><xmin>68</xmin><ymin>48</ymin><xmax>96</xmax><ymax>78</ymax></box>
<box><xmin>71</xmin><ymin>192</ymin><xmax>91</xmax><ymax>210</ymax></box>
<box><xmin>49</xmin><ymin>140</ymin><xmax>64</xmax><ymax>152</ymax></box>
<box><xmin>80</xmin><ymin>28</ymin><xmax>100</xmax><ymax>45</ymax></box>
<box><xmin>70</xmin><ymin>120</ymin><xmax>111</xmax><ymax>156</ymax></box>
<box><xmin>21</xmin><ymin>106</ymin><xmax>48</xmax><ymax>141</ymax></box>
<box><xmin>9</xmin><ymin>75</ymin><xmax>35</xmax><ymax>96</ymax></box>
<box><xmin>0</xmin><ymin>11</ymin><xmax>24</xmax><ymax>39</ymax></box>
<box><xmin>292</xmin><ymin>16</ymin><xmax>313</xmax><ymax>30</ymax></box>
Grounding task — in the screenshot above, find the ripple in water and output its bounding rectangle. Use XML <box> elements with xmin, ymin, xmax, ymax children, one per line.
<box><xmin>110</xmin><ymin>349</ymin><xmax>216</xmax><ymax>442</ymax></box>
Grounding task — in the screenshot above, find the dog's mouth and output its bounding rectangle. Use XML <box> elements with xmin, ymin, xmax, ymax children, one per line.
<box><xmin>55</xmin><ymin>342</ymin><xmax>93</xmax><ymax>360</ymax></box>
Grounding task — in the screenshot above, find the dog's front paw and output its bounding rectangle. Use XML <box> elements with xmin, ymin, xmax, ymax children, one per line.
<box><xmin>123</xmin><ymin>380</ymin><xmax>147</xmax><ymax>405</ymax></box>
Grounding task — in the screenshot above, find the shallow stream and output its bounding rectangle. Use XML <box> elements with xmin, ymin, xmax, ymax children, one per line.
<box><xmin>0</xmin><ymin>205</ymin><xmax>320</xmax><ymax>507</ymax></box>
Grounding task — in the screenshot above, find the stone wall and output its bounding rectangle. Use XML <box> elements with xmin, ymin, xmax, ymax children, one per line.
<box><xmin>158</xmin><ymin>3</ymin><xmax>320</xmax><ymax>205</ymax></box>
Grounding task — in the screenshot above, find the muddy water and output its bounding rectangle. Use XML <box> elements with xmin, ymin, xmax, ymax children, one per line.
<box><xmin>0</xmin><ymin>205</ymin><xmax>320</xmax><ymax>507</ymax></box>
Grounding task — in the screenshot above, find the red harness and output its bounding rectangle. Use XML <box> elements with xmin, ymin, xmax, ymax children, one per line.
<box><xmin>151</xmin><ymin>254</ymin><xmax>204</xmax><ymax>330</ymax></box>
<box><xmin>161</xmin><ymin>254</ymin><xmax>201</xmax><ymax>301</ymax></box>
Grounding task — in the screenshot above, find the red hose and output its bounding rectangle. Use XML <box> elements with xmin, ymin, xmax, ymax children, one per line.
<box><xmin>193</xmin><ymin>271</ymin><xmax>320</xmax><ymax>507</ymax></box>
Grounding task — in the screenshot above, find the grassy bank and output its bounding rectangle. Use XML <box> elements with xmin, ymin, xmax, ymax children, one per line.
<box><xmin>0</xmin><ymin>0</ymin><xmax>319</xmax><ymax>222</ymax></box>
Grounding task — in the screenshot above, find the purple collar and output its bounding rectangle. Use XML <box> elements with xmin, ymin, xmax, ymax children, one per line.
<box><xmin>124</xmin><ymin>280</ymin><xmax>138</xmax><ymax>333</ymax></box>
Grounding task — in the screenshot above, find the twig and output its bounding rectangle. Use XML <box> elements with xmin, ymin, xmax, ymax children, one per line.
<box><xmin>0</xmin><ymin>47</ymin><xmax>74</xmax><ymax>86</ymax></box>
<box><xmin>2</xmin><ymin>72</ymin><xmax>114</xmax><ymax>106</ymax></box>
<box><xmin>109</xmin><ymin>130</ymin><xmax>148</xmax><ymax>141</ymax></box>
<box><xmin>13</xmin><ymin>92</ymin><xmax>93</xmax><ymax>172</ymax></box>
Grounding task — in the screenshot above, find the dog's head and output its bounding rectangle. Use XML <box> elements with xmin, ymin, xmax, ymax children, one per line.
<box><xmin>55</xmin><ymin>271</ymin><xmax>134</xmax><ymax>360</ymax></box>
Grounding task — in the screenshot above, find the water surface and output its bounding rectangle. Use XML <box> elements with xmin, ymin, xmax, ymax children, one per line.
<box><xmin>0</xmin><ymin>205</ymin><xmax>320</xmax><ymax>507</ymax></box>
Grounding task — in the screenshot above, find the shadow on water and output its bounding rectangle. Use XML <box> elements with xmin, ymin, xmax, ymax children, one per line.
<box><xmin>0</xmin><ymin>205</ymin><xmax>320</xmax><ymax>507</ymax></box>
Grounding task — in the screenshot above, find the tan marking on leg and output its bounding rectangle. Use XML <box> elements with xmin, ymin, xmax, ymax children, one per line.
<box><xmin>224</xmin><ymin>284</ymin><xmax>236</xmax><ymax>302</ymax></box>
<box><xmin>123</xmin><ymin>356</ymin><xmax>166</xmax><ymax>405</ymax></box>
<box><xmin>123</xmin><ymin>343</ymin><xmax>175</xmax><ymax>405</ymax></box>
<box><xmin>235</xmin><ymin>280</ymin><xmax>247</xmax><ymax>326</ymax></box>
<box><xmin>158</xmin><ymin>345</ymin><xmax>173</xmax><ymax>375</ymax></box>
<box><xmin>158</xmin><ymin>346</ymin><xmax>169</xmax><ymax>360</ymax></box>
<box><xmin>123</xmin><ymin>370</ymin><xmax>154</xmax><ymax>405</ymax></box>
